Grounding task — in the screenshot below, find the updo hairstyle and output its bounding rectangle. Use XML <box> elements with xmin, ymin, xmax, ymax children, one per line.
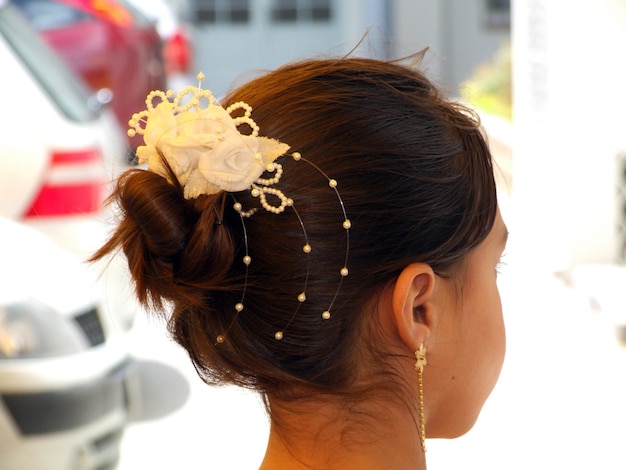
<box><xmin>93</xmin><ymin>57</ymin><xmax>497</xmax><ymax>402</ymax></box>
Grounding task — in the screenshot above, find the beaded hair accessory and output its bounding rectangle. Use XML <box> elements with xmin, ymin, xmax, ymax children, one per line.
<box><xmin>128</xmin><ymin>73</ymin><xmax>289</xmax><ymax>200</ymax></box>
<box><xmin>128</xmin><ymin>73</ymin><xmax>351</xmax><ymax>342</ymax></box>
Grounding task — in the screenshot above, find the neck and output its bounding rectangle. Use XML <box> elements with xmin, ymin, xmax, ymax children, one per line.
<box><xmin>259</xmin><ymin>395</ymin><xmax>426</xmax><ymax>470</ymax></box>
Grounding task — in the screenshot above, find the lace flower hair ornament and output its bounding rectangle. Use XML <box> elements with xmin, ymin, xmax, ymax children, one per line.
<box><xmin>127</xmin><ymin>73</ymin><xmax>351</xmax><ymax>342</ymax></box>
<box><xmin>128</xmin><ymin>73</ymin><xmax>290</xmax><ymax>200</ymax></box>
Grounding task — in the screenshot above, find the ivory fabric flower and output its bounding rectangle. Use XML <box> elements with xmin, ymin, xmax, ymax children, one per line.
<box><xmin>129</xmin><ymin>81</ymin><xmax>289</xmax><ymax>199</ymax></box>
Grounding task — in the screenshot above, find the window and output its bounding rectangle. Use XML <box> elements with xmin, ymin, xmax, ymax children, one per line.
<box><xmin>271</xmin><ymin>0</ymin><xmax>332</xmax><ymax>23</ymax></box>
<box><xmin>193</xmin><ymin>0</ymin><xmax>250</xmax><ymax>24</ymax></box>
<box><xmin>484</xmin><ymin>0</ymin><xmax>510</xmax><ymax>29</ymax></box>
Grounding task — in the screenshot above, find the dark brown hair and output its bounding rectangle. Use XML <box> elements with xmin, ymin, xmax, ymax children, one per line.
<box><xmin>92</xmin><ymin>57</ymin><xmax>496</xmax><ymax>403</ymax></box>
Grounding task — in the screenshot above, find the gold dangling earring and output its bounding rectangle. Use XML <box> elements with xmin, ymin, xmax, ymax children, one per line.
<box><xmin>415</xmin><ymin>343</ymin><xmax>427</xmax><ymax>453</ymax></box>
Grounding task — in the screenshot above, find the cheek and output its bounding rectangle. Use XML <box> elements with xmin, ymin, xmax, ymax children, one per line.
<box><xmin>427</xmin><ymin>285</ymin><xmax>505</xmax><ymax>438</ymax></box>
<box><xmin>474</xmin><ymin>285</ymin><xmax>506</xmax><ymax>389</ymax></box>
<box><xmin>488</xmin><ymin>288</ymin><xmax>506</xmax><ymax>375</ymax></box>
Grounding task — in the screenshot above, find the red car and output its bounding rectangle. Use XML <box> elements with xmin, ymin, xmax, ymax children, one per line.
<box><xmin>14</xmin><ymin>0</ymin><xmax>167</xmax><ymax>156</ymax></box>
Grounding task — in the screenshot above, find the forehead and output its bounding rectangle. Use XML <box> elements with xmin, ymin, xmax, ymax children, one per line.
<box><xmin>492</xmin><ymin>209</ymin><xmax>508</xmax><ymax>247</ymax></box>
<box><xmin>454</xmin><ymin>208</ymin><xmax>507</xmax><ymax>272</ymax></box>
<box><xmin>475</xmin><ymin>209</ymin><xmax>507</xmax><ymax>253</ymax></box>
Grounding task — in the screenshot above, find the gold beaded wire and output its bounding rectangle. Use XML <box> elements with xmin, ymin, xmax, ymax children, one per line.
<box><xmin>215</xmin><ymin>151</ymin><xmax>351</xmax><ymax>343</ymax></box>
<box><xmin>299</xmin><ymin>154</ymin><xmax>351</xmax><ymax>324</ymax></box>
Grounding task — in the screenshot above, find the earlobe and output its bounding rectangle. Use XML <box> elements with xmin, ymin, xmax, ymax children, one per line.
<box><xmin>391</xmin><ymin>263</ymin><xmax>435</xmax><ymax>352</ymax></box>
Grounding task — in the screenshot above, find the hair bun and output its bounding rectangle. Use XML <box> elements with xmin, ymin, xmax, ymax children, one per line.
<box><xmin>117</xmin><ymin>169</ymin><xmax>189</xmax><ymax>260</ymax></box>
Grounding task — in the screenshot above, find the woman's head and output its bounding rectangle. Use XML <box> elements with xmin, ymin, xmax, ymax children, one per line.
<box><xmin>94</xmin><ymin>57</ymin><xmax>499</xmax><ymax>419</ymax></box>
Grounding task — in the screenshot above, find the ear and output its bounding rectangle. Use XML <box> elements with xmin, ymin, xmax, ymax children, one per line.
<box><xmin>391</xmin><ymin>263</ymin><xmax>435</xmax><ymax>352</ymax></box>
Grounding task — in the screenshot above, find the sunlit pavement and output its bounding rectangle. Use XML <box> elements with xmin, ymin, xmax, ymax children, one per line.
<box><xmin>116</xmin><ymin>312</ymin><xmax>269</xmax><ymax>469</ymax></box>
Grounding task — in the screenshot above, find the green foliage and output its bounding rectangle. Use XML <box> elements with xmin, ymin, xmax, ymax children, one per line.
<box><xmin>461</xmin><ymin>41</ymin><xmax>512</xmax><ymax>121</ymax></box>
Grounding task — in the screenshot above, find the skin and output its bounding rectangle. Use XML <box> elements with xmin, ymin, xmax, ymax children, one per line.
<box><xmin>415</xmin><ymin>209</ymin><xmax>508</xmax><ymax>438</ymax></box>
<box><xmin>259</xmin><ymin>209</ymin><xmax>508</xmax><ymax>470</ymax></box>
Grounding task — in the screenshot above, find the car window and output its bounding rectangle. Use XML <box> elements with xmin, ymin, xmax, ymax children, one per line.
<box><xmin>0</xmin><ymin>4</ymin><xmax>97</xmax><ymax>122</ymax></box>
<box><xmin>15</xmin><ymin>0</ymin><xmax>155</xmax><ymax>29</ymax></box>
<box><xmin>11</xmin><ymin>0</ymin><xmax>90</xmax><ymax>30</ymax></box>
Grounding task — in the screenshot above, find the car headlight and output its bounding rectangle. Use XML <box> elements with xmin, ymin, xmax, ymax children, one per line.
<box><xmin>0</xmin><ymin>299</ymin><xmax>89</xmax><ymax>359</ymax></box>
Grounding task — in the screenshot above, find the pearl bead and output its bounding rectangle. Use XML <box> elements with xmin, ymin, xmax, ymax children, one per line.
<box><xmin>233</xmin><ymin>202</ymin><xmax>242</xmax><ymax>211</ymax></box>
<box><xmin>243</xmin><ymin>256</ymin><xmax>252</xmax><ymax>265</ymax></box>
<box><xmin>328</xmin><ymin>179</ymin><xmax>337</xmax><ymax>188</ymax></box>
<box><xmin>274</xmin><ymin>331</ymin><xmax>283</xmax><ymax>340</ymax></box>
<box><xmin>322</xmin><ymin>311</ymin><xmax>331</xmax><ymax>320</ymax></box>
<box><xmin>251</xmin><ymin>188</ymin><xmax>260</xmax><ymax>197</ymax></box>
<box><xmin>303</xmin><ymin>244</ymin><xmax>311</xmax><ymax>253</ymax></box>
<box><xmin>298</xmin><ymin>292</ymin><xmax>306</xmax><ymax>302</ymax></box>
<box><xmin>216</xmin><ymin>335</ymin><xmax>225</xmax><ymax>343</ymax></box>
<box><xmin>340</xmin><ymin>267</ymin><xmax>349</xmax><ymax>277</ymax></box>
<box><xmin>292</xmin><ymin>152</ymin><xmax>301</xmax><ymax>161</ymax></box>
<box><xmin>343</xmin><ymin>219</ymin><xmax>352</xmax><ymax>229</ymax></box>
<box><xmin>235</xmin><ymin>303</ymin><xmax>244</xmax><ymax>312</ymax></box>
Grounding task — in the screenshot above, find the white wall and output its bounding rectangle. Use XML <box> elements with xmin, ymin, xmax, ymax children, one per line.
<box><xmin>512</xmin><ymin>0</ymin><xmax>626</xmax><ymax>269</ymax></box>
<box><xmin>188</xmin><ymin>0</ymin><xmax>509</xmax><ymax>97</ymax></box>
<box><xmin>189</xmin><ymin>0</ymin><xmax>389</xmax><ymax>97</ymax></box>
<box><xmin>390</xmin><ymin>0</ymin><xmax>445</xmax><ymax>82</ymax></box>
<box><xmin>390</xmin><ymin>0</ymin><xmax>509</xmax><ymax>93</ymax></box>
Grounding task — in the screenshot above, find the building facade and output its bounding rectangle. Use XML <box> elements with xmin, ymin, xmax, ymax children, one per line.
<box><xmin>186</xmin><ymin>0</ymin><xmax>510</xmax><ymax>96</ymax></box>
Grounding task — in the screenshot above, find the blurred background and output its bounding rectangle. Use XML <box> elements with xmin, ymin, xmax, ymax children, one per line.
<box><xmin>0</xmin><ymin>0</ymin><xmax>625</xmax><ymax>469</ymax></box>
